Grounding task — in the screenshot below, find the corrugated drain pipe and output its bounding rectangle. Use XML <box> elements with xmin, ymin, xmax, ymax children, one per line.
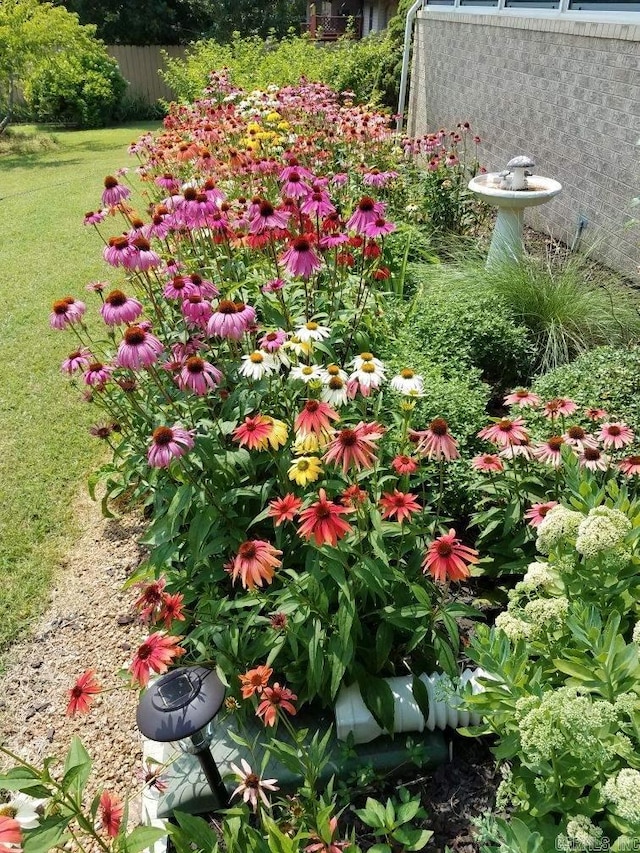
<box><xmin>396</xmin><ymin>0</ymin><xmax>425</xmax><ymax>135</ymax></box>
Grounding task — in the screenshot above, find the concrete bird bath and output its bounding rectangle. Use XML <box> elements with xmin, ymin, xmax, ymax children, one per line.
<box><xmin>468</xmin><ymin>156</ymin><xmax>562</xmax><ymax>267</ymax></box>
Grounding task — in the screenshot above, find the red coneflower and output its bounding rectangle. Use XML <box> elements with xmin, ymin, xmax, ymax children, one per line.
<box><xmin>416</xmin><ymin>418</ymin><xmax>460</xmax><ymax>461</ymax></box>
<box><xmin>239</xmin><ymin>665</ymin><xmax>273</xmax><ymax>699</ymax></box>
<box><xmin>268</xmin><ymin>494</ymin><xmax>303</xmax><ymax>526</ymax></box>
<box><xmin>229</xmin><ymin>540</ymin><xmax>282</xmax><ymax>590</ymax></box>
<box><xmin>129</xmin><ymin>632</ymin><xmax>185</xmax><ymax>687</ymax></box>
<box><xmin>157</xmin><ymin>592</ymin><xmax>186</xmax><ymax>628</ymax></box>
<box><xmin>379</xmin><ymin>490</ymin><xmax>421</xmax><ymax>523</ymax></box>
<box><xmin>256</xmin><ymin>683</ymin><xmax>297</xmax><ymax>727</ymax></box>
<box><xmin>471</xmin><ymin>454</ymin><xmax>504</xmax><ymax>473</ymax></box>
<box><xmin>422</xmin><ymin>529</ymin><xmax>478</xmax><ymax>583</ymax></box>
<box><xmin>298</xmin><ymin>489</ymin><xmax>354</xmax><ymax>547</ymax></box>
<box><xmin>233</xmin><ymin>415</ymin><xmax>273</xmax><ymax>451</ymax></box>
<box><xmin>134</xmin><ymin>578</ymin><xmax>166</xmax><ymax>621</ymax></box>
<box><xmin>598</xmin><ymin>422</ymin><xmax>634</xmax><ymax>449</ymax></box>
<box><xmin>341</xmin><ymin>484</ymin><xmax>368</xmax><ymax>506</ymax></box>
<box><xmin>478</xmin><ymin>417</ymin><xmax>529</xmax><ymax>448</ymax></box>
<box><xmin>524</xmin><ymin>501</ymin><xmax>558</xmax><ymax>528</ymax></box>
<box><xmin>99</xmin><ymin>791</ymin><xmax>124</xmax><ymax>838</ymax></box>
<box><xmin>323</xmin><ymin>422</ymin><xmax>384</xmax><ymax>473</ymax></box>
<box><xmin>66</xmin><ymin>670</ymin><xmax>102</xmax><ymax>717</ymax></box>
<box><xmin>392</xmin><ymin>455</ymin><xmax>419</xmax><ymax>475</ymax></box>
<box><xmin>295</xmin><ymin>400</ymin><xmax>340</xmax><ymax>438</ymax></box>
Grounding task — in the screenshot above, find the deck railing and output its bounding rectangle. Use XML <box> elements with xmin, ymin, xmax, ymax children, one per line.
<box><xmin>302</xmin><ymin>14</ymin><xmax>364</xmax><ymax>39</ymax></box>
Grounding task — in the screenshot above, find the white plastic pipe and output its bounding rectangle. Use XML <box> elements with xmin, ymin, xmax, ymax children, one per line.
<box><xmin>335</xmin><ymin>669</ymin><xmax>487</xmax><ymax>744</ymax></box>
<box><xmin>396</xmin><ymin>0</ymin><xmax>425</xmax><ymax>135</ymax></box>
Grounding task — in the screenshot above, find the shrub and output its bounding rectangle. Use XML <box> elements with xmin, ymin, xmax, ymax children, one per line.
<box><xmin>379</xmin><ymin>272</ymin><xmax>535</xmax><ymax>388</ymax></box>
<box><xmin>26</xmin><ymin>44</ymin><xmax>126</xmax><ymax>128</ymax></box>
<box><xmin>482</xmin><ymin>256</ymin><xmax>640</xmax><ymax>372</ymax></box>
<box><xmin>533</xmin><ymin>346</ymin><xmax>640</xmax><ymax>431</ymax></box>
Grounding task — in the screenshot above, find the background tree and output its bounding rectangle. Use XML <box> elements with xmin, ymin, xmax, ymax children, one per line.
<box><xmin>55</xmin><ymin>0</ymin><xmax>306</xmax><ymax>45</ymax></box>
<box><xmin>0</xmin><ymin>0</ymin><xmax>122</xmax><ymax>131</ymax></box>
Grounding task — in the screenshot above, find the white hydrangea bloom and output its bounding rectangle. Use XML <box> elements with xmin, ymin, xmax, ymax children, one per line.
<box><xmin>536</xmin><ymin>506</ymin><xmax>583</xmax><ymax>555</ymax></box>
<box><xmin>575</xmin><ymin>506</ymin><xmax>632</xmax><ymax>559</ymax></box>
<box><xmin>495</xmin><ymin>612</ymin><xmax>531</xmax><ymax>642</ymax></box>
<box><xmin>602</xmin><ymin>768</ymin><xmax>640</xmax><ymax>824</ymax></box>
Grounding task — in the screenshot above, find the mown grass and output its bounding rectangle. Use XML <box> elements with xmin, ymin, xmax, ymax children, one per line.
<box><xmin>0</xmin><ymin>122</ymin><xmax>158</xmax><ymax>653</ymax></box>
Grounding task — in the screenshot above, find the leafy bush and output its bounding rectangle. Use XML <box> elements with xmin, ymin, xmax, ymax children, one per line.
<box><xmin>379</xmin><ymin>272</ymin><xmax>535</xmax><ymax>388</ymax></box>
<box><xmin>162</xmin><ymin>31</ymin><xmax>394</xmax><ymax>106</ymax></box>
<box><xmin>26</xmin><ymin>43</ymin><xmax>126</xmax><ymax>128</ymax></box>
<box><xmin>113</xmin><ymin>91</ymin><xmax>166</xmax><ymax>123</ymax></box>
<box><xmin>482</xmin><ymin>256</ymin><xmax>640</xmax><ymax>372</ymax></box>
<box><xmin>533</xmin><ymin>346</ymin><xmax>640</xmax><ymax>432</ymax></box>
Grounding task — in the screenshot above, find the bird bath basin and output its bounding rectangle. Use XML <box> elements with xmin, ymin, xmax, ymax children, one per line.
<box><xmin>468</xmin><ymin>157</ymin><xmax>562</xmax><ymax>267</ymax></box>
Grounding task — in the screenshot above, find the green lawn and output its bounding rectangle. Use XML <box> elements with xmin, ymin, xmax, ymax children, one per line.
<box><xmin>0</xmin><ymin>123</ymin><xmax>158</xmax><ymax>653</ymax></box>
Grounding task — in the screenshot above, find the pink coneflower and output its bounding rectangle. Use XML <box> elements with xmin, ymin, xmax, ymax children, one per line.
<box><xmin>207</xmin><ymin>300</ymin><xmax>255</xmax><ymax>340</ymax></box>
<box><xmin>478</xmin><ymin>417</ymin><xmax>529</xmax><ymax>447</ymax></box>
<box><xmin>230</xmin><ymin>759</ymin><xmax>279</xmax><ymax>811</ymax></box>
<box><xmin>422</xmin><ymin>529</ymin><xmax>478</xmax><ymax>583</ymax></box>
<box><xmin>416</xmin><ymin>418</ymin><xmax>460</xmax><ymax>461</ymax></box>
<box><xmin>124</xmin><ymin>236</ymin><xmax>161</xmax><ymax>271</ymax></box>
<box><xmin>155</xmin><ymin>173</ymin><xmax>181</xmax><ymax>192</ymax></box>
<box><xmin>295</xmin><ymin>400</ymin><xmax>340</xmax><ymax>438</ymax></box>
<box><xmin>504</xmin><ymin>388</ymin><xmax>541</xmax><ymax>408</ymax></box>
<box><xmin>281</xmin><ymin>171</ymin><xmax>311</xmax><ymax>199</ymax></box>
<box><xmin>229</xmin><ymin>540</ymin><xmax>282</xmax><ymax>590</ymax></box>
<box><xmin>256</xmin><ymin>683</ymin><xmax>297</xmax><ymax>727</ymax></box>
<box><xmin>163</xmin><ymin>275</ymin><xmax>198</xmax><ymax>300</ymax></box>
<box><xmin>345</xmin><ymin>196</ymin><xmax>385</xmax><ymax>233</ymax></box>
<box><xmin>188</xmin><ymin>272</ymin><xmax>218</xmax><ymax>299</ymax></box>
<box><xmin>129</xmin><ymin>632</ymin><xmax>185</xmax><ymax>688</ymax></box>
<box><xmin>86</xmin><ymin>280</ymin><xmax>108</xmax><ymax>293</ymax></box>
<box><xmin>281</xmin><ymin>236</ymin><xmax>322</xmax><ymax>279</ymax></box>
<box><xmin>579</xmin><ymin>446</ymin><xmax>609</xmax><ymax>471</ymax></box>
<box><xmin>323</xmin><ymin>422</ymin><xmax>383</xmax><ymax>473</ymax></box>
<box><xmin>585</xmin><ymin>407</ymin><xmax>609</xmax><ymax>421</ymax></box>
<box><xmin>259</xmin><ymin>329</ymin><xmax>288</xmax><ymax>352</ymax></box>
<box><xmin>563</xmin><ymin>425</ymin><xmax>597</xmax><ymax>452</ymax></box>
<box><xmin>392</xmin><ymin>455</ymin><xmax>419</xmax><ymax>475</ymax></box>
<box><xmin>147</xmin><ymin>425</ymin><xmax>195</xmax><ymax>468</ymax></box>
<box><xmin>83</xmin><ymin>209</ymin><xmax>107</xmax><ymax>226</ymax></box>
<box><xmin>61</xmin><ymin>348</ymin><xmax>91</xmax><ymax>374</ymax></box>
<box><xmin>471</xmin><ymin>454</ymin><xmax>504</xmax><ymax>473</ymax></box>
<box><xmin>268</xmin><ymin>494</ymin><xmax>303</xmax><ymax>525</ymax></box>
<box><xmin>543</xmin><ymin>398</ymin><xmax>577</xmax><ymax>419</ymax></box>
<box><xmin>379</xmin><ymin>490</ymin><xmax>420</xmax><ymax>523</ymax></box>
<box><xmin>100</xmin><ymin>289</ymin><xmax>143</xmax><ymax>325</ymax></box>
<box><xmin>598</xmin><ymin>422</ymin><xmax>634</xmax><ymax>449</ymax></box>
<box><xmin>0</xmin><ymin>815</ymin><xmax>22</xmax><ymax>852</ymax></box>
<box><xmin>233</xmin><ymin>415</ymin><xmax>273</xmax><ymax>450</ymax></box>
<box><xmin>49</xmin><ymin>296</ymin><xmax>86</xmax><ymax>329</ymax></box>
<box><xmin>300</xmin><ymin>191</ymin><xmax>336</xmax><ymax>218</ymax></box>
<box><xmin>66</xmin><ymin>670</ymin><xmax>102</xmax><ymax>716</ymax></box>
<box><xmin>363</xmin><ymin>217</ymin><xmax>396</xmax><ymax>238</ymax></box>
<box><xmin>117</xmin><ymin>326</ymin><xmax>164</xmax><ymax>369</ymax></box>
<box><xmin>619</xmin><ymin>455</ymin><xmax>640</xmax><ymax>476</ymax></box>
<box><xmin>250</xmin><ymin>199</ymin><xmax>290</xmax><ymax>234</ymax></box>
<box><xmin>524</xmin><ymin>501</ymin><xmax>559</xmax><ymax>528</ymax></box>
<box><xmin>298</xmin><ymin>488</ymin><xmax>354</xmax><ymax>546</ymax></box>
<box><xmin>332</xmin><ymin>173</ymin><xmax>348</xmax><ymax>187</ymax></box>
<box><xmin>500</xmin><ymin>436</ymin><xmax>535</xmax><ymax>461</ymax></box>
<box><xmin>262</xmin><ymin>278</ymin><xmax>286</xmax><ymax>294</ymax></box>
<box><xmin>103</xmin><ymin>235</ymin><xmax>134</xmax><ymax>267</ymax></box>
<box><xmin>533</xmin><ymin>436</ymin><xmax>566</xmax><ymax>467</ymax></box>
<box><xmin>84</xmin><ymin>361</ymin><xmax>113</xmax><ymax>388</ymax></box>
<box><xmin>363</xmin><ymin>169</ymin><xmax>398</xmax><ymax>188</ymax></box>
<box><xmin>182</xmin><ymin>294</ymin><xmax>213</xmax><ymax>327</ymax></box>
<box><xmin>102</xmin><ymin>175</ymin><xmax>131</xmax><ymax>207</ymax></box>
<box><xmin>239</xmin><ymin>665</ymin><xmax>272</xmax><ymax>698</ymax></box>
<box><xmin>176</xmin><ymin>356</ymin><xmax>222</xmax><ymax>395</ymax></box>
<box><xmin>319</xmin><ymin>233</ymin><xmax>349</xmax><ymax>249</ymax></box>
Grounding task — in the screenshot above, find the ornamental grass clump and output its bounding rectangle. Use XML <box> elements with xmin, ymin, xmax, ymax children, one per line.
<box><xmin>51</xmin><ymin>78</ymin><xmax>481</xmax><ymax>722</ymax></box>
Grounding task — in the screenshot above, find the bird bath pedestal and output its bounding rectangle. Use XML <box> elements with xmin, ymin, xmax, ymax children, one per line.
<box><xmin>468</xmin><ymin>166</ymin><xmax>562</xmax><ymax>267</ymax></box>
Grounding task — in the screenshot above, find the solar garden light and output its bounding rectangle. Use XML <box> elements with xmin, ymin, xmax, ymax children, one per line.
<box><xmin>136</xmin><ymin>665</ymin><xmax>230</xmax><ymax>809</ymax></box>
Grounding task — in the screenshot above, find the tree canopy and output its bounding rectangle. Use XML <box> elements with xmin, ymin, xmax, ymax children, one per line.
<box><xmin>55</xmin><ymin>0</ymin><xmax>307</xmax><ymax>45</ymax></box>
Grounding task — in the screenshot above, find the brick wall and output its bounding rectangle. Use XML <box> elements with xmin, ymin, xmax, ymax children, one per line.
<box><xmin>408</xmin><ymin>11</ymin><xmax>640</xmax><ymax>278</ymax></box>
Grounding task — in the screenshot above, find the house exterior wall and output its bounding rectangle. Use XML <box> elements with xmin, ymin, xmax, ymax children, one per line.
<box><xmin>408</xmin><ymin>10</ymin><xmax>640</xmax><ymax>278</ymax></box>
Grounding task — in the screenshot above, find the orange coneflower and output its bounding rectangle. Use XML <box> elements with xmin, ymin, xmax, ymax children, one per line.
<box><xmin>422</xmin><ymin>529</ymin><xmax>478</xmax><ymax>583</ymax></box>
<box><xmin>239</xmin><ymin>665</ymin><xmax>273</xmax><ymax>699</ymax></box>
<box><xmin>298</xmin><ymin>489</ymin><xmax>354</xmax><ymax>547</ymax></box>
<box><xmin>129</xmin><ymin>632</ymin><xmax>185</xmax><ymax>687</ymax></box>
<box><xmin>229</xmin><ymin>540</ymin><xmax>282</xmax><ymax>590</ymax></box>
<box><xmin>66</xmin><ymin>670</ymin><xmax>102</xmax><ymax>717</ymax></box>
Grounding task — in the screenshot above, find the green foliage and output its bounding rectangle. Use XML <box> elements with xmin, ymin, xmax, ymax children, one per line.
<box><xmin>162</xmin><ymin>31</ymin><xmax>395</xmax><ymax>106</ymax></box>
<box><xmin>481</xmin><ymin>256</ymin><xmax>640</xmax><ymax>373</ymax></box>
<box><xmin>533</xmin><ymin>346</ymin><xmax>640</xmax><ymax>433</ymax></box>
<box><xmin>26</xmin><ymin>43</ymin><xmax>126</xmax><ymax>127</ymax></box>
<box><xmin>355</xmin><ymin>788</ymin><xmax>433</xmax><ymax>851</ymax></box>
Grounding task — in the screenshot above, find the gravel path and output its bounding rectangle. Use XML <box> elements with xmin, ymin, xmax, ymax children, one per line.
<box><xmin>0</xmin><ymin>490</ymin><xmax>148</xmax><ymax>844</ymax></box>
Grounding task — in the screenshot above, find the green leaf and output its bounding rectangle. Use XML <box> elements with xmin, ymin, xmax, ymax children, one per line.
<box><xmin>23</xmin><ymin>817</ymin><xmax>70</xmax><ymax>853</ymax></box>
<box><xmin>397</xmin><ymin>797</ymin><xmax>422</xmax><ymax>824</ymax></box>
<box><xmin>171</xmin><ymin>811</ymin><xmax>219</xmax><ymax>852</ymax></box>
<box><xmin>62</xmin><ymin>737</ymin><xmax>92</xmax><ymax>800</ymax></box>
<box><xmin>360</xmin><ymin>676</ymin><xmax>395</xmax><ymax>735</ymax></box>
<box><xmin>121</xmin><ymin>825</ymin><xmax>168</xmax><ymax>853</ymax></box>
<box><xmin>410</xmin><ymin>676</ymin><xmax>430</xmax><ymax>726</ymax></box>
<box><xmin>0</xmin><ymin>767</ymin><xmax>52</xmax><ymax>798</ymax></box>
<box><xmin>392</xmin><ymin>826</ymin><xmax>434</xmax><ymax>850</ymax></box>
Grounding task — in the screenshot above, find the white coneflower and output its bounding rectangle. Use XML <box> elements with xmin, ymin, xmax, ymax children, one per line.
<box><xmin>321</xmin><ymin>375</ymin><xmax>349</xmax><ymax>407</ymax></box>
<box><xmin>289</xmin><ymin>364</ymin><xmax>323</xmax><ymax>384</ymax></box>
<box><xmin>239</xmin><ymin>351</ymin><xmax>278</xmax><ymax>381</ymax></box>
<box><xmin>295</xmin><ymin>321</ymin><xmax>331</xmax><ymax>343</ymax></box>
<box><xmin>0</xmin><ymin>793</ymin><xmax>44</xmax><ymax>829</ymax></box>
<box><xmin>352</xmin><ymin>352</ymin><xmax>385</xmax><ymax>373</ymax></box>
<box><xmin>230</xmin><ymin>759</ymin><xmax>279</xmax><ymax>811</ymax></box>
<box><xmin>320</xmin><ymin>363</ymin><xmax>348</xmax><ymax>384</ymax></box>
<box><xmin>390</xmin><ymin>368</ymin><xmax>424</xmax><ymax>396</ymax></box>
